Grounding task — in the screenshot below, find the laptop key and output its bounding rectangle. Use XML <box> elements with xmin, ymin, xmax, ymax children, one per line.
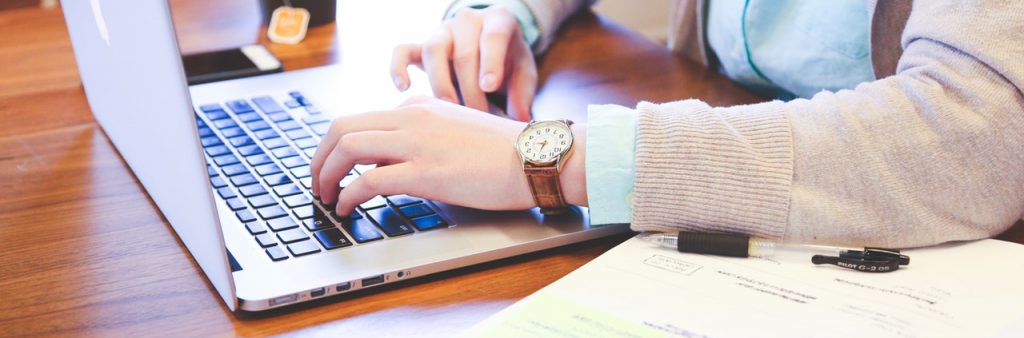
<box><xmin>330</xmin><ymin>209</ymin><xmax>363</xmax><ymax>223</ymax></box>
<box><xmin>263</xmin><ymin>137</ymin><xmax>288</xmax><ymax>149</ymax></box>
<box><xmin>210</xmin><ymin>176</ymin><xmax>228</xmax><ymax>188</ymax></box>
<box><xmin>225</xmin><ymin>198</ymin><xmax>247</xmax><ymax>211</ymax></box>
<box><xmin>281</xmin><ymin>156</ymin><xmax>307</xmax><ymax>169</ymax></box>
<box><xmin>293</xmin><ymin>206</ymin><xmax>314</xmax><ymax>219</ymax></box>
<box><xmin>239</xmin><ymin>184</ymin><xmax>268</xmax><ymax>197</ymax></box>
<box><xmin>221</xmin><ymin>127</ymin><xmax>245</xmax><ymax>138</ymax></box>
<box><xmin>204</xmin><ymin>109</ymin><xmax>229</xmax><ymax>121</ymax></box>
<box><xmin>304</xmin><ymin>217</ymin><xmax>332</xmax><ymax>231</ymax></box>
<box><xmin>284</xmin><ymin>100</ymin><xmax>301</xmax><ymax>108</ymax></box>
<box><xmin>359</xmin><ymin>195</ymin><xmax>388</xmax><ymax>210</ymax></box>
<box><xmin>245</xmin><ymin>221</ymin><xmax>268</xmax><ymax>235</ymax></box>
<box><xmin>290</xmin><ymin>165</ymin><xmax>311</xmax><ymax>178</ymax></box>
<box><xmin>287</xmin><ymin>240</ymin><xmax>320</xmax><ymax>257</ymax></box>
<box><xmin>365</xmin><ymin>207</ymin><xmax>414</xmax><ymax>237</ymax></box>
<box><xmin>399</xmin><ymin>203</ymin><xmax>434</xmax><ymax>219</ymax></box>
<box><xmin>301</xmin><ymin>114</ymin><xmax>328</xmax><ymax>125</ymax></box>
<box><xmin>300</xmin><ymin>177</ymin><xmax>313</xmax><ymax>189</ymax></box>
<box><xmin>294</xmin><ymin>137</ymin><xmax>318</xmax><ymax>150</ymax></box>
<box><xmin>303</xmin><ymin>148</ymin><xmax>317</xmax><ymax>158</ymax></box>
<box><xmin>199</xmin><ymin>103</ymin><xmax>223</xmax><ymax>112</ymax></box>
<box><xmin>267</xmin><ymin>217</ymin><xmax>299</xmax><ymax>231</ymax></box>
<box><xmin>226</xmin><ymin>99</ymin><xmax>254</xmax><ymax>113</ymax></box>
<box><xmin>277</xmin><ymin>120</ymin><xmax>301</xmax><ymax>131</ymax></box>
<box><xmin>283</xmin><ymin>194</ymin><xmax>311</xmax><ymax>208</ymax></box>
<box><xmin>387</xmin><ymin>195</ymin><xmax>422</xmax><ymax>207</ymax></box>
<box><xmin>212</xmin><ymin>119</ymin><xmax>238</xmax><ymax>130</ymax></box>
<box><xmin>213</xmin><ymin>154</ymin><xmax>240</xmax><ymax>166</ymax></box>
<box><xmin>237</xmin><ymin>144</ymin><xmax>263</xmax><ymax>157</ymax></box>
<box><xmin>246</xmin><ymin>154</ymin><xmax>273</xmax><ymax>166</ymax></box>
<box><xmin>198</xmin><ymin>126</ymin><xmax>214</xmax><ymax>137</ymax></box>
<box><xmin>236</xmin><ymin>209</ymin><xmax>257</xmax><ymax>223</ymax></box>
<box><xmin>339</xmin><ymin>174</ymin><xmax>358</xmax><ymax>189</ymax></box>
<box><xmin>309</xmin><ymin>122</ymin><xmax>329</xmax><ymax>136</ymax></box>
<box><xmin>265</xmin><ymin>246</ymin><xmax>288</xmax><ymax>261</ymax></box>
<box><xmin>255</xmin><ymin>233</ymin><xmax>277</xmax><ymax>248</ymax></box>
<box><xmin>229</xmin><ymin>135</ymin><xmax>254</xmax><ymax>147</ymax></box>
<box><xmin>339</xmin><ymin>218</ymin><xmax>383</xmax><ymax>243</ymax></box>
<box><xmin>236</xmin><ymin>112</ymin><xmax>262</xmax><ymax>123</ymax></box>
<box><xmin>267</xmin><ymin>112</ymin><xmax>291</xmax><ymax>123</ymax></box>
<box><xmin>200</xmin><ymin>136</ymin><xmax>222</xmax><ymax>147</ymax></box>
<box><xmin>411</xmin><ymin>215</ymin><xmax>449</xmax><ymax>231</ymax></box>
<box><xmin>277</xmin><ymin>228</ymin><xmax>309</xmax><ymax>244</ymax></box>
<box><xmin>252</xmin><ymin>96</ymin><xmax>285</xmax><ymax>113</ymax></box>
<box><xmin>230</xmin><ymin>174</ymin><xmax>258</xmax><ymax>187</ymax></box>
<box><xmin>248</xmin><ymin>194</ymin><xmax>277</xmax><ymax>209</ymax></box>
<box><xmin>314</xmin><ymin>228</ymin><xmax>352</xmax><ymax>250</ymax></box>
<box><xmin>246</xmin><ymin>120</ymin><xmax>271</xmax><ymax>131</ymax></box>
<box><xmin>273</xmin><ymin>184</ymin><xmax>302</xmax><ymax>197</ymax></box>
<box><xmin>258</xmin><ymin>205</ymin><xmax>288</xmax><ymax>219</ymax></box>
<box><xmin>217</xmin><ymin>187</ymin><xmax>237</xmax><ymax>199</ymax></box>
<box><xmin>286</xmin><ymin>129</ymin><xmax>310</xmax><ymax>140</ymax></box>
<box><xmin>221</xmin><ymin>163</ymin><xmax>248</xmax><ymax>177</ymax></box>
<box><xmin>263</xmin><ymin>173</ymin><xmax>292</xmax><ymax>187</ymax></box>
<box><xmin>255</xmin><ymin>163</ymin><xmax>282</xmax><ymax>176</ymax></box>
<box><xmin>205</xmin><ymin>145</ymin><xmax>230</xmax><ymax>157</ymax></box>
<box><xmin>272</xmin><ymin>147</ymin><xmax>299</xmax><ymax>159</ymax></box>
<box><xmin>254</xmin><ymin>129</ymin><xmax>278</xmax><ymax>140</ymax></box>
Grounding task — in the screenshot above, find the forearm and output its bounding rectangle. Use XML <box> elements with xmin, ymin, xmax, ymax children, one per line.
<box><xmin>630</xmin><ymin>6</ymin><xmax>1024</xmax><ymax>248</ymax></box>
<box><xmin>561</xmin><ymin>123</ymin><xmax>588</xmax><ymax>206</ymax></box>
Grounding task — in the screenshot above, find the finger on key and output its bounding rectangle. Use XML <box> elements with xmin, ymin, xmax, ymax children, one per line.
<box><xmin>335</xmin><ymin>163</ymin><xmax>416</xmax><ymax>215</ymax></box>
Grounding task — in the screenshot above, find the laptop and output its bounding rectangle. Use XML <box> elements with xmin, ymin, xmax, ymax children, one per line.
<box><xmin>61</xmin><ymin>0</ymin><xmax>628</xmax><ymax>312</ymax></box>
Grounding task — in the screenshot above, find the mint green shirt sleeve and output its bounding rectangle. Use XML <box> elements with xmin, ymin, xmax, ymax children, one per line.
<box><xmin>585</xmin><ymin>104</ymin><xmax>638</xmax><ymax>225</ymax></box>
<box><xmin>444</xmin><ymin>0</ymin><xmax>542</xmax><ymax>49</ymax></box>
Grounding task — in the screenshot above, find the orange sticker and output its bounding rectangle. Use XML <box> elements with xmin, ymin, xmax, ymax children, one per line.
<box><xmin>267</xmin><ymin>6</ymin><xmax>310</xmax><ymax>45</ymax></box>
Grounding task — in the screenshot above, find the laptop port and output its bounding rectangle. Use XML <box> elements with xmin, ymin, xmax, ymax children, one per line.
<box><xmin>310</xmin><ymin>287</ymin><xmax>326</xmax><ymax>298</ymax></box>
<box><xmin>269</xmin><ymin>294</ymin><xmax>297</xmax><ymax>307</ymax></box>
<box><xmin>336</xmin><ymin>282</ymin><xmax>352</xmax><ymax>292</ymax></box>
<box><xmin>361</xmin><ymin>274</ymin><xmax>386</xmax><ymax>287</ymax></box>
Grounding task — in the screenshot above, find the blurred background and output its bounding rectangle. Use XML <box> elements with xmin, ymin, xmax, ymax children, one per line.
<box><xmin>1</xmin><ymin>0</ymin><xmax>672</xmax><ymax>42</ymax></box>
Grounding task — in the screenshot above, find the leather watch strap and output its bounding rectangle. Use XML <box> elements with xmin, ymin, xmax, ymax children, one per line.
<box><xmin>524</xmin><ymin>165</ymin><xmax>569</xmax><ymax>215</ymax></box>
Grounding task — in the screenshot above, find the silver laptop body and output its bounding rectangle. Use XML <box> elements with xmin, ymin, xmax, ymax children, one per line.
<box><xmin>61</xmin><ymin>0</ymin><xmax>628</xmax><ymax>312</ymax></box>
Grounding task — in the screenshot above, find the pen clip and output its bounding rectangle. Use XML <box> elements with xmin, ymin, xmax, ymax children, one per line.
<box><xmin>811</xmin><ymin>248</ymin><xmax>910</xmax><ymax>273</ymax></box>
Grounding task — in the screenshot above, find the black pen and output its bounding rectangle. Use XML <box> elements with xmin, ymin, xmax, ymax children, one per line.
<box><xmin>637</xmin><ymin>231</ymin><xmax>910</xmax><ymax>273</ymax></box>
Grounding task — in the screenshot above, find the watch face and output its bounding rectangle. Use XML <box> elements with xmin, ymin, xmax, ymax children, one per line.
<box><xmin>517</xmin><ymin>121</ymin><xmax>573</xmax><ymax>163</ymax></box>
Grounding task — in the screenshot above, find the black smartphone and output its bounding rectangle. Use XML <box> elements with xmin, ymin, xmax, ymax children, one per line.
<box><xmin>182</xmin><ymin>44</ymin><xmax>283</xmax><ymax>85</ymax></box>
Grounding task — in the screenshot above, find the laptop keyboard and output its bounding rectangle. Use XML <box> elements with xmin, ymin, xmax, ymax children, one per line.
<box><xmin>196</xmin><ymin>91</ymin><xmax>451</xmax><ymax>262</ymax></box>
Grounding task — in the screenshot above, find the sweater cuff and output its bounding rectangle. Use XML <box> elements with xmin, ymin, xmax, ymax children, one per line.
<box><xmin>585</xmin><ymin>104</ymin><xmax>639</xmax><ymax>225</ymax></box>
<box><xmin>631</xmin><ymin>100</ymin><xmax>794</xmax><ymax>240</ymax></box>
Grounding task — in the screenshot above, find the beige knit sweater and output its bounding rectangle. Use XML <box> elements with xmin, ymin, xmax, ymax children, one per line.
<box><xmin>519</xmin><ymin>0</ymin><xmax>1024</xmax><ymax>248</ymax></box>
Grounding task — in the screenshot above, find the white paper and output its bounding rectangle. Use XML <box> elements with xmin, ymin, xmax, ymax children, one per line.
<box><xmin>466</xmin><ymin>236</ymin><xmax>1024</xmax><ymax>338</ymax></box>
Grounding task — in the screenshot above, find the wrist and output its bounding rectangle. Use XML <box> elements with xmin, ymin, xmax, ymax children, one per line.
<box><xmin>561</xmin><ymin>123</ymin><xmax>587</xmax><ymax>206</ymax></box>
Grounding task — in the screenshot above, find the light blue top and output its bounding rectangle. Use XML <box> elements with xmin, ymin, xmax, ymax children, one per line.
<box><xmin>453</xmin><ymin>0</ymin><xmax>875</xmax><ymax>225</ymax></box>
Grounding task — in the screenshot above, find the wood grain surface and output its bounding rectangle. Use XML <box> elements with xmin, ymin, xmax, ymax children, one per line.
<box><xmin>0</xmin><ymin>1</ymin><xmax>1020</xmax><ymax>337</ymax></box>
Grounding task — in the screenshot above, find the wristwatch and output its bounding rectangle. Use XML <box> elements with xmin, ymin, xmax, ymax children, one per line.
<box><xmin>514</xmin><ymin>119</ymin><xmax>575</xmax><ymax>215</ymax></box>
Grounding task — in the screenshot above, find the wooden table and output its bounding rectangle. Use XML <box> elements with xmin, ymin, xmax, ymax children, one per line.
<box><xmin>1</xmin><ymin>1</ymin><xmax>1021</xmax><ymax>336</ymax></box>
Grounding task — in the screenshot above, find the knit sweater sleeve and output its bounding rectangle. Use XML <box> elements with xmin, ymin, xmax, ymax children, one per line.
<box><xmin>629</xmin><ymin>0</ymin><xmax>1024</xmax><ymax>248</ymax></box>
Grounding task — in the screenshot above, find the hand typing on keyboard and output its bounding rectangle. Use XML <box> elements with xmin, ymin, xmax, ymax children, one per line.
<box><xmin>310</xmin><ymin>96</ymin><xmax>588</xmax><ymax>216</ymax></box>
